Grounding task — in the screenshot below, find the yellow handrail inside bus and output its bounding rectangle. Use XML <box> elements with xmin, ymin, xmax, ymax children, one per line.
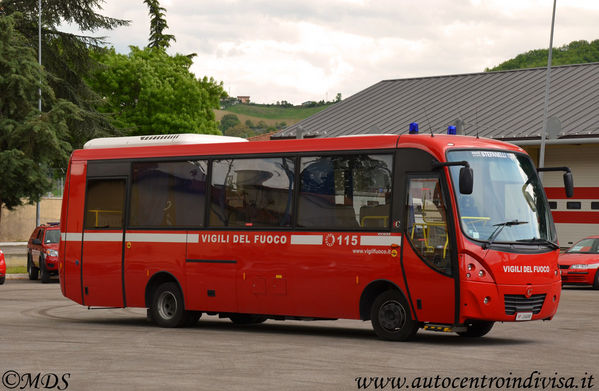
<box><xmin>88</xmin><ymin>209</ymin><xmax>122</xmax><ymax>227</ymax></box>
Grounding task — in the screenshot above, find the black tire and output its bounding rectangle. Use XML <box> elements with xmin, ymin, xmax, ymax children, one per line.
<box><xmin>40</xmin><ymin>258</ymin><xmax>50</xmax><ymax>284</ymax></box>
<box><xmin>457</xmin><ymin>320</ymin><xmax>495</xmax><ymax>338</ymax></box>
<box><xmin>593</xmin><ymin>269</ymin><xmax>599</xmax><ymax>290</ymax></box>
<box><xmin>229</xmin><ymin>314</ymin><xmax>267</xmax><ymax>325</ymax></box>
<box><xmin>27</xmin><ymin>255</ymin><xmax>38</xmax><ymax>281</ymax></box>
<box><xmin>0</xmin><ymin>276</ymin><xmax>5</xmax><ymax>285</ymax></box>
<box><xmin>150</xmin><ymin>282</ymin><xmax>189</xmax><ymax>328</ymax></box>
<box><xmin>370</xmin><ymin>290</ymin><xmax>418</xmax><ymax>341</ymax></box>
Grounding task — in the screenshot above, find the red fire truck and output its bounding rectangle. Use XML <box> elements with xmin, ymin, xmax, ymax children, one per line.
<box><xmin>58</xmin><ymin>130</ymin><xmax>572</xmax><ymax>340</ymax></box>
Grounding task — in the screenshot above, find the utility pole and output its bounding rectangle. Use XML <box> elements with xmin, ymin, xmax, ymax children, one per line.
<box><xmin>538</xmin><ymin>0</ymin><xmax>557</xmax><ymax>180</ymax></box>
<box><xmin>36</xmin><ymin>0</ymin><xmax>42</xmax><ymax>227</ymax></box>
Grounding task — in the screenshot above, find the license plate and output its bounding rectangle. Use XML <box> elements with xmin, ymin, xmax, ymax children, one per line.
<box><xmin>516</xmin><ymin>312</ymin><xmax>533</xmax><ymax>321</ymax></box>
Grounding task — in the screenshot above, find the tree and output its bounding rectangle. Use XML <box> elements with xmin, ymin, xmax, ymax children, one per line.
<box><xmin>335</xmin><ymin>93</ymin><xmax>342</xmax><ymax>102</ymax></box>
<box><xmin>0</xmin><ymin>0</ymin><xmax>129</xmax><ymax>148</ymax></box>
<box><xmin>143</xmin><ymin>0</ymin><xmax>175</xmax><ymax>49</ymax></box>
<box><xmin>219</xmin><ymin>114</ymin><xmax>240</xmax><ymax>134</ymax></box>
<box><xmin>0</xmin><ymin>13</ymin><xmax>75</xmax><ymax>225</ymax></box>
<box><xmin>487</xmin><ymin>39</ymin><xmax>599</xmax><ymax>71</ymax></box>
<box><xmin>87</xmin><ymin>46</ymin><xmax>225</xmax><ymax>135</ymax></box>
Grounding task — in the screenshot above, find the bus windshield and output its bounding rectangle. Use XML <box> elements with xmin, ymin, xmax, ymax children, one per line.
<box><xmin>447</xmin><ymin>150</ymin><xmax>556</xmax><ymax>245</ymax></box>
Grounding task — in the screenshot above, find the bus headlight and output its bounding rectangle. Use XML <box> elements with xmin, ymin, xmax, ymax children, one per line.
<box><xmin>46</xmin><ymin>249</ymin><xmax>59</xmax><ymax>257</ymax></box>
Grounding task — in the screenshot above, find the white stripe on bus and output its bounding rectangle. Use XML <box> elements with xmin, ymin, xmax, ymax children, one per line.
<box><xmin>359</xmin><ymin>235</ymin><xmax>402</xmax><ymax>246</ymax></box>
<box><xmin>84</xmin><ymin>233</ymin><xmax>123</xmax><ymax>242</ymax></box>
<box><xmin>290</xmin><ymin>235</ymin><xmax>323</xmax><ymax>245</ymax></box>
<box><xmin>125</xmin><ymin>233</ymin><xmax>197</xmax><ymax>243</ymax></box>
<box><xmin>61</xmin><ymin>232</ymin><xmax>196</xmax><ymax>243</ymax></box>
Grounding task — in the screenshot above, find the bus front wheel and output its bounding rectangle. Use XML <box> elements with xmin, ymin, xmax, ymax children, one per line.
<box><xmin>151</xmin><ymin>282</ymin><xmax>190</xmax><ymax>328</ymax></box>
<box><xmin>457</xmin><ymin>320</ymin><xmax>494</xmax><ymax>337</ymax></box>
<box><xmin>370</xmin><ymin>290</ymin><xmax>418</xmax><ymax>341</ymax></box>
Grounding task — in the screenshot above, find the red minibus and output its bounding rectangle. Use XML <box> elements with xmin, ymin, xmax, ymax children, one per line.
<box><xmin>58</xmin><ymin>131</ymin><xmax>572</xmax><ymax>340</ymax></box>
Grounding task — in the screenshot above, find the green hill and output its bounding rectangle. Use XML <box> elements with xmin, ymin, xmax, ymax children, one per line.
<box><xmin>487</xmin><ymin>39</ymin><xmax>599</xmax><ymax>71</ymax></box>
<box><xmin>214</xmin><ymin>103</ymin><xmax>335</xmax><ymax>137</ymax></box>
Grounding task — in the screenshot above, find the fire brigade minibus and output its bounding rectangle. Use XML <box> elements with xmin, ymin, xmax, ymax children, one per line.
<box><xmin>58</xmin><ymin>130</ymin><xmax>573</xmax><ymax>341</ymax></box>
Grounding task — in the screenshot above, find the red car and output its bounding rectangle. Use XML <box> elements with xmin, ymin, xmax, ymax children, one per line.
<box><xmin>559</xmin><ymin>236</ymin><xmax>599</xmax><ymax>289</ymax></box>
<box><xmin>0</xmin><ymin>249</ymin><xmax>6</xmax><ymax>285</ymax></box>
<box><xmin>27</xmin><ymin>223</ymin><xmax>60</xmax><ymax>283</ymax></box>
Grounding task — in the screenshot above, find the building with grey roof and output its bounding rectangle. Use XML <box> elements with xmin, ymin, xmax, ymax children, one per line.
<box><xmin>275</xmin><ymin>62</ymin><xmax>598</xmax><ymax>142</ymax></box>
<box><xmin>274</xmin><ymin>63</ymin><xmax>599</xmax><ymax>246</ymax></box>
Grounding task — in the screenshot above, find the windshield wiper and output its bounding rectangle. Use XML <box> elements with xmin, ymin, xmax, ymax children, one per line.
<box><xmin>482</xmin><ymin>220</ymin><xmax>528</xmax><ymax>249</ymax></box>
<box><xmin>516</xmin><ymin>238</ymin><xmax>560</xmax><ymax>249</ymax></box>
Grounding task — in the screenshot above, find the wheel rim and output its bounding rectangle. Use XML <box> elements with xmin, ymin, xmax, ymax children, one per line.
<box><xmin>378</xmin><ymin>299</ymin><xmax>407</xmax><ymax>332</ymax></box>
<box><xmin>157</xmin><ymin>291</ymin><xmax>178</xmax><ymax>320</ymax></box>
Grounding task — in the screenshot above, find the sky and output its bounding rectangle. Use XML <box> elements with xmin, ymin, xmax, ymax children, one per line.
<box><xmin>78</xmin><ymin>0</ymin><xmax>599</xmax><ymax>104</ymax></box>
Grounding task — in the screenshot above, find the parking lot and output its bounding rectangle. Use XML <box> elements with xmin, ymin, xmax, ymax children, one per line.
<box><xmin>0</xmin><ymin>279</ymin><xmax>597</xmax><ymax>390</ymax></box>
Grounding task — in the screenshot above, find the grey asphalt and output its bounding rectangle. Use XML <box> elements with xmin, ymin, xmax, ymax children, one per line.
<box><xmin>0</xmin><ymin>280</ymin><xmax>597</xmax><ymax>390</ymax></box>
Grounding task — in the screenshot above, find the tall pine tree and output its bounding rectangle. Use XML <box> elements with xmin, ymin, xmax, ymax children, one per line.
<box><xmin>0</xmin><ymin>13</ymin><xmax>77</xmax><ymax>224</ymax></box>
<box><xmin>144</xmin><ymin>0</ymin><xmax>175</xmax><ymax>49</ymax></box>
<box><xmin>0</xmin><ymin>0</ymin><xmax>129</xmax><ymax>148</ymax></box>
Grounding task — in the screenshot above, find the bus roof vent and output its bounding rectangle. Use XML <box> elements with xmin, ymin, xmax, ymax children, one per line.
<box><xmin>83</xmin><ymin>134</ymin><xmax>248</xmax><ymax>149</ymax></box>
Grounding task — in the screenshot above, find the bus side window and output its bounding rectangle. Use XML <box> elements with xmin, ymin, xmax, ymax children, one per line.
<box><xmin>298</xmin><ymin>154</ymin><xmax>392</xmax><ymax>230</ymax></box>
<box><xmin>130</xmin><ymin>160</ymin><xmax>208</xmax><ymax>228</ymax></box>
<box><xmin>209</xmin><ymin>157</ymin><xmax>295</xmax><ymax>228</ymax></box>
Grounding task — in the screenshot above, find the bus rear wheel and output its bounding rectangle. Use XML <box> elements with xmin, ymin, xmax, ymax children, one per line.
<box><xmin>370</xmin><ymin>290</ymin><xmax>418</xmax><ymax>341</ymax></box>
<box><xmin>151</xmin><ymin>282</ymin><xmax>191</xmax><ymax>328</ymax></box>
<box><xmin>593</xmin><ymin>270</ymin><xmax>599</xmax><ymax>290</ymax></box>
<box><xmin>457</xmin><ymin>320</ymin><xmax>494</xmax><ymax>337</ymax></box>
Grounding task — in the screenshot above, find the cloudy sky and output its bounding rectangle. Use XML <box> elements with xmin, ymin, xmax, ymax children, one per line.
<box><xmin>81</xmin><ymin>0</ymin><xmax>599</xmax><ymax>104</ymax></box>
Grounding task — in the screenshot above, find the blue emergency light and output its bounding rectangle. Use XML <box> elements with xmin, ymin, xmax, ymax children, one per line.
<box><xmin>409</xmin><ymin>122</ymin><xmax>419</xmax><ymax>134</ymax></box>
<box><xmin>447</xmin><ymin>125</ymin><xmax>457</xmax><ymax>135</ymax></box>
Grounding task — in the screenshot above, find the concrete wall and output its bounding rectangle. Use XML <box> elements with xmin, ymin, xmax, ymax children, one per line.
<box><xmin>0</xmin><ymin>198</ymin><xmax>62</xmax><ymax>242</ymax></box>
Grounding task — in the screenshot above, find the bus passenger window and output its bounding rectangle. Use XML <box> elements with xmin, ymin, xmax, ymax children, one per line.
<box><xmin>209</xmin><ymin>157</ymin><xmax>295</xmax><ymax>228</ymax></box>
<box><xmin>406</xmin><ymin>177</ymin><xmax>452</xmax><ymax>274</ymax></box>
<box><xmin>130</xmin><ymin>160</ymin><xmax>208</xmax><ymax>228</ymax></box>
<box><xmin>85</xmin><ymin>179</ymin><xmax>125</xmax><ymax>229</ymax></box>
<box><xmin>297</xmin><ymin>154</ymin><xmax>392</xmax><ymax>230</ymax></box>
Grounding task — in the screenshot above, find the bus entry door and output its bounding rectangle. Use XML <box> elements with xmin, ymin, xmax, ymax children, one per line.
<box><xmin>402</xmin><ymin>175</ymin><xmax>456</xmax><ymax>324</ymax></box>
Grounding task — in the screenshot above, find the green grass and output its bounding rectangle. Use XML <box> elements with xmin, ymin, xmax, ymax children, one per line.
<box><xmin>7</xmin><ymin>265</ymin><xmax>27</xmax><ymax>274</ymax></box>
<box><xmin>224</xmin><ymin>103</ymin><xmax>334</xmax><ymax>121</ymax></box>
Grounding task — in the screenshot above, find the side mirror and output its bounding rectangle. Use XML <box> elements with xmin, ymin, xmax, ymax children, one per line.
<box><xmin>459</xmin><ymin>166</ymin><xmax>473</xmax><ymax>195</ymax></box>
<box><xmin>563</xmin><ymin>172</ymin><xmax>574</xmax><ymax>198</ymax></box>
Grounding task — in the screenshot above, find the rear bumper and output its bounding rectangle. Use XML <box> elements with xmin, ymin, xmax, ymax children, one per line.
<box><xmin>460</xmin><ymin>280</ymin><xmax>561</xmax><ymax>323</ymax></box>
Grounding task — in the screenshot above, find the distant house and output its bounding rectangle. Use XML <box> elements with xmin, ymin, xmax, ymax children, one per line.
<box><xmin>273</xmin><ymin>63</ymin><xmax>599</xmax><ymax>246</ymax></box>
<box><xmin>237</xmin><ymin>96</ymin><xmax>250</xmax><ymax>104</ymax></box>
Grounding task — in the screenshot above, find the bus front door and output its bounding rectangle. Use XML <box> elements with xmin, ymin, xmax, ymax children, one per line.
<box><xmin>402</xmin><ymin>175</ymin><xmax>456</xmax><ymax>324</ymax></box>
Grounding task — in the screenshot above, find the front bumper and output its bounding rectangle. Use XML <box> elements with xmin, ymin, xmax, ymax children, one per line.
<box><xmin>45</xmin><ymin>256</ymin><xmax>59</xmax><ymax>271</ymax></box>
<box><xmin>460</xmin><ymin>280</ymin><xmax>561</xmax><ymax>323</ymax></box>
<box><xmin>560</xmin><ymin>269</ymin><xmax>596</xmax><ymax>285</ymax></box>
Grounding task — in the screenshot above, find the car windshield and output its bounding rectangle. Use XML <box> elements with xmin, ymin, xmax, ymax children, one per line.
<box><xmin>447</xmin><ymin>150</ymin><xmax>556</xmax><ymax>244</ymax></box>
<box><xmin>567</xmin><ymin>238</ymin><xmax>599</xmax><ymax>254</ymax></box>
<box><xmin>44</xmin><ymin>229</ymin><xmax>60</xmax><ymax>244</ymax></box>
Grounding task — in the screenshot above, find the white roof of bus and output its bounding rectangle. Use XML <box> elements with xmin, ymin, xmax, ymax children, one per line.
<box><xmin>83</xmin><ymin>134</ymin><xmax>248</xmax><ymax>149</ymax></box>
